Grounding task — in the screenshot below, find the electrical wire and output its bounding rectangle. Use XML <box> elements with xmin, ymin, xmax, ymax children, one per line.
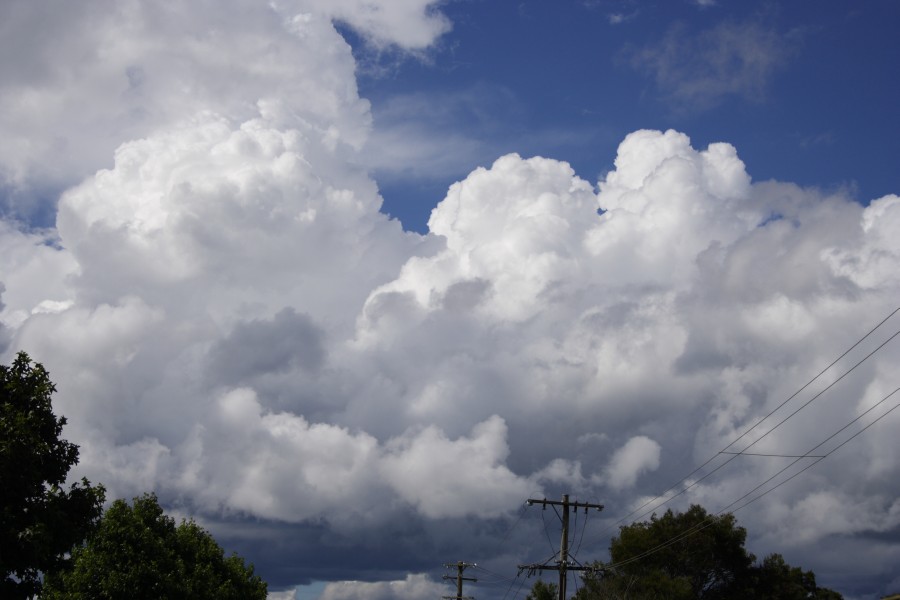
<box><xmin>602</xmin><ymin>385</ymin><xmax>900</xmax><ymax>572</ymax></box>
<box><xmin>509</xmin><ymin>572</ymin><xmax>530</xmax><ymax>600</ymax></box>
<box><xmin>506</xmin><ymin>311</ymin><xmax>900</xmax><ymax>584</ymax></box>
<box><xmin>473</xmin><ymin>565</ymin><xmax>520</xmax><ymax>585</ymax></box>
<box><xmin>598</xmin><ymin>307</ymin><xmax>900</xmax><ymax>539</ymax></box>
<box><xmin>540</xmin><ymin>509</ymin><xmax>558</xmax><ymax>558</ymax></box>
<box><xmin>499</xmin><ymin>503</ymin><xmax>528</xmax><ymax>545</ymax></box>
<box><xmin>719</xmin><ymin>451</ymin><xmax>825</xmax><ymax>457</ymax></box>
<box><xmin>638</xmin><ymin>323</ymin><xmax>899</xmax><ymax>525</ymax></box>
<box><xmin>570</xmin><ymin>503</ymin><xmax>577</xmax><ymax>554</ymax></box>
<box><xmin>723</xmin><ymin>386</ymin><xmax>900</xmax><ymax>514</ymax></box>
<box><xmin>500</xmin><ymin>571</ymin><xmax>523</xmax><ymax>600</ymax></box>
<box><xmin>572</xmin><ymin>505</ymin><xmax>591</xmax><ymax>558</ymax></box>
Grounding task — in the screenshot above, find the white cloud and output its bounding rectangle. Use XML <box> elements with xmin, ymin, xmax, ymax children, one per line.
<box><xmin>0</xmin><ymin>222</ymin><xmax>76</xmax><ymax>331</ymax></box>
<box><xmin>296</xmin><ymin>0</ymin><xmax>451</xmax><ymax>50</ymax></box>
<box><xmin>0</xmin><ymin>1</ymin><xmax>898</xmax><ymax>593</ymax></box>
<box><xmin>7</xmin><ymin>121</ymin><xmax>899</xmax><ymax>560</ymax></box>
<box><xmin>380</xmin><ymin>416</ymin><xmax>534</xmax><ymax>519</ymax></box>
<box><xmin>360</xmin><ymin>153</ymin><xmax>600</xmax><ymax>325</ymax></box>
<box><xmin>0</xmin><ymin>0</ymin><xmax>448</xmax><ymax>219</ymax></box>
<box><xmin>317</xmin><ymin>574</ymin><xmax>444</xmax><ymax>600</ymax></box>
<box><xmin>53</xmin><ymin>109</ymin><xmax>415</xmax><ymax>323</ymax></box>
<box><xmin>624</xmin><ymin>20</ymin><xmax>796</xmax><ymax>111</ymax></box>
<box><xmin>603</xmin><ymin>436</ymin><xmax>662</xmax><ymax>490</ymax></box>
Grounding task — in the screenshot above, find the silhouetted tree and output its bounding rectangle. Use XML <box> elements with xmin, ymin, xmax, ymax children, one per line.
<box><xmin>0</xmin><ymin>352</ymin><xmax>105</xmax><ymax>599</ymax></box>
<box><xmin>526</xmin><ymin>579</ymin><xmax>559</xmax><ymax>600</ymax></box>
<box><xmin>43</xmin><ymin>493</ymin><xmax>267</xmax><ymax>600</ymax></box>
<box><xmin>576</xmin><ymin>505</ymin><xmax>842</xmax><ymax>600</ymax></box>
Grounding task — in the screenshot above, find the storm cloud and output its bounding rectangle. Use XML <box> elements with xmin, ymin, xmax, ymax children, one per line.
<box><xmin>1</xmin><ymin>1</ymin><xmax>898</xmax><ymax>598</ymax></box>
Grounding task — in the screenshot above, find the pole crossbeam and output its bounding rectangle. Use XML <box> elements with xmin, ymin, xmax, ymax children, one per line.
<box><xmin>525</xmin><ymin>498</ymin><xmax>604</xmax><ymax>512</ymax></box>
<box><xmin>442</xmin><ymin>561</ymin><xmax>477</xmax><ymax>600</ymax></box>
<box><xmin>517</xmin><ymin>495</ymin><xmax>604</xmax><ymax>600</ymax></box>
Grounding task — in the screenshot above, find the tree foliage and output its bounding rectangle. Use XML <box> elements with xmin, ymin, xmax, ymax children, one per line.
<box><xmin>577</xmin><ymin>505</ymin><xmax>842</xmax><ymax>600</ymax></box>
<box><xmin>43</xmin><ymin>493</ymin><xmax>268</xmax><ymax>600</ymax></box>
<box><xmin>747</xmin><ymin>553</ymin><xmax>843</xmax><ymax>600</ymax></box>
<box><xmin>526</xmin><ymin>579</ymin><xmax>559</xmax><ymax>600</ymax></box>
<box><xmin>0</xmin><ymin>352</ymin><xmax>105</xmax><ymax>599</ymax></box>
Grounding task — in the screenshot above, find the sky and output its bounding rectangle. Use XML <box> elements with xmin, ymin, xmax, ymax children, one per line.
<box><xmin>1</xmin><ymin>1</ymin><xmax>899</xmax><ymax>599</ymax></box>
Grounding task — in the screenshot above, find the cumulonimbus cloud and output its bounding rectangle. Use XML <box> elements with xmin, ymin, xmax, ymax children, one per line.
<box><xmin>0</xmin><ymin>0</ymin><xmax>898</xmax><ymax>595</ymax></box>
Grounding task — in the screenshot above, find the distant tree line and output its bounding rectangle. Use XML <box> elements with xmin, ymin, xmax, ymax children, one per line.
<box><xmin>1</xmin><ymin>352</ymin><xmax>267</xmax><ymax>599</ymax></box>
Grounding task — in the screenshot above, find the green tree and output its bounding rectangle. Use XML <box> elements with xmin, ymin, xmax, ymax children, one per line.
<box><xmin>747</xmin><ymin>553</ymin><xmax>843</xmax><ymax>600</ymax></box>
<box><xmin>577</xmin><ymin>505</ymin><xmax>842</xmax><ymax>600</ymax></box>
<box><xmin>1</xmin><ymin>352</ymin><xmax>105</xmax><ymax>599</ymax></box>
<box><xmin>43</xmin><ymin>493</ymin><xmax>268</xmax><ymax>600</ymax></box>
<box><xmin>526</xmin><ymin>579</ymin><xmax>559</xmax><ymax>600</ymax></box>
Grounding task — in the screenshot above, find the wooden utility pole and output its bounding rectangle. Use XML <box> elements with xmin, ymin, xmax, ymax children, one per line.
<box><xmin>517</xmin><ymin>495</ymin><xmax>604</xmax><ymax>600</ymax></box>
<box><xmin>442</xmin><ymin>561</ymin><xmax>476</xmax><ymax>600</ymax></box>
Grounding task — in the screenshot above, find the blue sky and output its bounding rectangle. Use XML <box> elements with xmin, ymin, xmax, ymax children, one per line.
<box><xmin>1</xmin><ymin>2</ymin><xmax>900</xmax><ymax>599</ymax></box>
<box><xmin>357</xmin><ymin>0</ymin><xmax>899</xmax><ymax>233</ymax></box>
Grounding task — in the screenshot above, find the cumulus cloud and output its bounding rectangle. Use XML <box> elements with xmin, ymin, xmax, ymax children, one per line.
<box><xmin>317</xmin><ymin>574</ymin><xmax>444</xmax><ymax>600</ymax></box>
<box><xmin>1</xmin><ymin>0</ymin><xmax>899</xmax><ymax>594</ymax></box>
<box><xmin>381</xmin><ymin>416</ymin><xmax>534</xmax><ymax>519</ymax></box>
<box><xmin>0</xmin><ymin>0</ymin><xmax>448</xmax><ymax>221</ymax></box>
<box><xmin>5</xmin><ymin>119</ymin><xmax>900</xmax><ymax>593</ymax></box>
<box><xmin>297</xmin><ymin>0</ymin><xmax>451</xmax><ymax>50</ymax></box>
<box><xmin>603</xmin><ymin>436</ymin><xmax>662</xmax><ymax>490</ymax></box>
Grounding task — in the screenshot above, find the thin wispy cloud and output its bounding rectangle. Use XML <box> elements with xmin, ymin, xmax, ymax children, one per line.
<box><xmin>624</xmin><ymin>20</ymin><xmax>797</xmax><ymax>112</ymax></box>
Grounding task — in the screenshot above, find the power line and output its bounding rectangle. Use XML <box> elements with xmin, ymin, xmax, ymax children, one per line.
<box><xmin>645</xmin><ymin>323</ymin><xmax>898</xmax><ymax>522</ymax></box>
<box><xmin>602</xmin><ymin>385</ymin><xmax>900</xmax><ymax>572</ymax></box>
<box><xmin>518</xmin><ymin>495</ymin><xmax>604</xmax><ymax>600</ymax></box>
<box><xmin>442</xmin><ymin>562</ymin><xmax>477</xmax><ymax>600</ymax></box>
<box><xmin>720</xmin><ymin>451</ymin><xmax>825</xmax><ymax>458</ymax></box>
<box><xmin>539</xmin><ymin>509</ymin><xmax>557</xmax><ymax>556</ymax></box>
<box><xmin>498</xmin><ymin>503</ymin><xmax>528</xmax><ymax>545</ymax></box>
<box><xmin>597</xmin><ymin>307</ymin><xmax>900</xmax><ymax>539</ymax></box>
<box><xmin>723</xmin><ymin>386</ymin><xmax>900</xmax><ymax>515</ymax></box>
<box><xmin>490</xmin><ymin>312</ymin><xmax>899</xmax><ymax>588</ymax></box>
<box><xmin>472</xmin><ymin>565</ymin><xmax>520</xmax><ymax>585</ymax></box>
<box><xmin>572</xmin><ymin>501</ymin><xmax>592</xmax><ymax>558</ymax></box>
<box><xmin>501</xmin><ymin>572</ymin><xmax>528</xmax><ymax>600</ymax></box>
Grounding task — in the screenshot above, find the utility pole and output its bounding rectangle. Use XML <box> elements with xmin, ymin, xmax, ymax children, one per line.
<box><xmin>517</xmin><ymin>495</ymin><xmax>604</xmax><ymax>600</ymax></box>
<box><xmin>442</xmin><ymin>561</ymin><xmax>476</xmax><ymax>600</ymax></box>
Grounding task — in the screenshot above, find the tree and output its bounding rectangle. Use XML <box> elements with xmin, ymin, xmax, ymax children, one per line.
<box><xmin>747</xmin><ymin>553</ymin><xmax>843</xmax><ymax>600</ymax></box>
<box><xmin>577</xmin><ymin>505</ymin><xmax>842</xmax><ymax>600</ymax></box>
<box><xmin>43</xmin><ymin>493</ymin><xmax>268</xmax><ymax>600</ymax></box>
<box><xmin>526</xmin><ymin>579</ymin><xmax>559</xmax><ymax>600</ymax></box>
<box><xmin>1</xmin><ymin>352</ymin><xmax>105</xmax><ymax>599</ymax></box>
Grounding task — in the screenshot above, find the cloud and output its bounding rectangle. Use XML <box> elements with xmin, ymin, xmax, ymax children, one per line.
<box><xmin>1</xmin><ymin>1</ymin><xmax>899</xmax><ymax>594</ymax></box>
<box><xmin>6</xmin><ymin>120</ymin><xmax>900</xmax><ymax>596</ymax></box>
<box><xmin>623</xmin><ymin>20</ymin><xmax>797</xmax><ymax>111</ymax></box>
<box><xmin>359</xmin><ymin>84</ymin><xmax>523</xmax><ymax>182</ymax></box>
<box><xmin>298</xmin><ymin>0</ymin><xmax>451</xmax><ymax>50</ymax></box>
<box><xmin>206</xmin><ymin>308</ymin><xmax>326</xmax><ymax>386</ymax></box>
<box><xmin>0</xmin><ymin>0</ymin><xmax>448</xmax><ymax>222</ymax></box>
<box><xmin>608</xmin><ymin>12</ymin><xmax>638</xmax><ymax>25</ymax></box>
<box><xmin>603</xmin><ymin>436</ymin><xmax>662</xmax><ymax>490</ymax></box>
<box><xmin>380</xmin><ymin>416</ymin><xmax>534</xmax><ymax>519</ymax></box>
<box><xmin>358</xmin><ymin>84</ymin><xmax>608</xmax><ymax>209</ymax></box>
<box><xmin>317</xmin><ymin>574</ymin><xmax>444</xmax><ymax>600</ymax></box>
<box><xmin>0</xmin><ymin>222</ymin><xmax>76</xmax><ymax>329</ymax></box>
